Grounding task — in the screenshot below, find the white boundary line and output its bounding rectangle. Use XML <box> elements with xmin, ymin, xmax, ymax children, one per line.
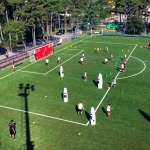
<box><xmin>86</xmin><ymin>44</ymin><xmax>138</xmax><ymax>126</ymax></box>
<box><xmin>20</xmin><ymin>70</ymin><xmax>45</xmax><ymax>75</ymax></box>
<box><xmin>82</xmin><ymin>41</ymin><xmax>135</xmax><ymax>46</ymax></box>
<box><xmin>0</xmin><ymin>105</ymin><xmax>87</xmax><ymax>126</ymax></box>
<box><xmin>0</xmin><ymin>62</ymin><xmax>33</xmax><ymax>80</ymax></box>
<box><xmin>118</xmin><ymin>56</ymin><xmax>146</xmax><ymax>80</ymax></box>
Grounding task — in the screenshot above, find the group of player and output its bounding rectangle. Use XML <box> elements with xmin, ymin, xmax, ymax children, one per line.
<box><xmin>95</xmin><ymin>47</ymin><xmax>127</xmax><ymax>73</ymax></box>
<box><xmin>76</xmin><ymin>102</ymin><xmax>112</xmax><ymax>117</ymax></box>
<box><xmin>75</xmin><ymin>47</ymin><xmax>128</xmax><ymax>117</ymax></box>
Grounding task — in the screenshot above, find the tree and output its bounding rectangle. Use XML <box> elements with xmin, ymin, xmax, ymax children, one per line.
<box><xmin>113</xmin><ymin>0</ymin><xmax>149</xmax><ymax>34</ymax></box>
<box><xmin>3</xmin><ymin>20</ymin><xmax>25</xmax><ymax>49</ymax></box>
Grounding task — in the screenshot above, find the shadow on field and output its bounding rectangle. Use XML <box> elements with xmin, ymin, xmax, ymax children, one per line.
<box><xmin>93</xmin><ymin>80</ymin><xmax>97</xmax><ymax>87</ymax></box>
<box><xmin>85</xmin><ymin>111</ymin><xmax>91</xmax><ymax>121</ymax></box>
<box><xmin>138</xmin><ymin>109</ymin><xmax>150</xmax><ymax>122</ymax></box>
<box><xmin>18</xmin><ymin>83</ymin><xmax>35</xmax><ymax>150</ymax></box>
<box><xmin>102</xmin><ymin>107</ymin><xmax>107</xmax><ymax>116</ymax></box>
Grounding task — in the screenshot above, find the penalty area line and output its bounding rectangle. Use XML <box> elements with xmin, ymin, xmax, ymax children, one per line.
<box><xmin>0</xmin><ymin>105</ymin><xmax>88</xmax><ymax>127</ymax></box>
<box><xmin>82</xmin><ymin>41</ymin><xmax>136</xmax><ymax>46</ymax></box>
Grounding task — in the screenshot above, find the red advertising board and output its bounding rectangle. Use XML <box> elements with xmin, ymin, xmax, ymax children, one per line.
<box><xmin>34</xmin><ymin>43</ymin><xmax>54</xmax><ymax>60</ymax></box>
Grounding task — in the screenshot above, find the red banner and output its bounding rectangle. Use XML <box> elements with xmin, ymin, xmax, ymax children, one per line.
<box><xmin>35</xmin><ymin>43</ymin><xmax>54</xmax><ymax>60</ymax></box>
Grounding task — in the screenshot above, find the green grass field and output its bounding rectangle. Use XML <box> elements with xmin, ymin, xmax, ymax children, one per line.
<box><xmin>0</xmin><ymin>35</ymin><xmax>150</xmax><ymax>150</ymax></box>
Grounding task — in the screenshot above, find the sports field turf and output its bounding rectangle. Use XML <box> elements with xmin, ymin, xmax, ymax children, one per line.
<box><xmin>0</xmin><ymin>35</ymin><xmax>150</xmax><ymax>150</ymax></box>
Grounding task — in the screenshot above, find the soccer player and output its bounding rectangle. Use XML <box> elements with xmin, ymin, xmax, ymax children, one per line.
<box><xmin>81</xmin><ymin>52</ymin><xmax>85</xmax><ymax>59</ymax></box>
<box><xmin>9</xmin><ymin>120</ymin><xmax>16</xmax><ymax>139</ymax></box>
<box><xmin>45</xmin><ymin>58</ymin><xmax>49</xmax><ymax>65</ymax></box>
<box><xmin>103</xmin><ymin>58</ymin><xmax>109</xmax><ymax>64</ymax></box>
<box><xmin>12</xmin><ymin>61</ymin><xmax>15</xmax><ymax>72</ymax></box>
<box><xmin>120</xmin><ymin>62</ymin><xmax>126</xmax><ymax>72</ymax></box>
<box><xmin>124</xmin><ymin>54</ymin><xmax>127</xmax><ymax>59</ymax></box>
<box><xmin>95</xmin><ymin>48</ymin><xmax>100</xmax><ymax>53</ymax></box>
<box><xmin>83</xmin><ymin>71</ymin><xmax>88</xmax><ymax>81</ymax></box>
<box><xmin>80</xmin><ymin>56</ymin><xmax>84</xmax><ymax>64</ymax></box>
<box><xmin>57</xmin><ymin>56</ymin><xmax>61</xmax><ymax>64</ymax></box>
<box><xmin>106</xmin><ymin>104</ymin><xmax>112</xmax><ymax>117</ymax></box>
<box><xmin>111</xmin><ymin>78</ymin><xmax>117</xmax><ymax>87</ymax></box>
<box><xmin>110</xmin><ymin>53</ymin><xmax>115</xmax><ymax>59</ymax></box>
<box><xmin>76</xmin><ymin>102</ymin><xmax>84</xmax><ymax>115</ymax></box>
<box><xmin>106</xmin><ymin>47</ymin><xmax>109</xmax><ymax>53</ymax></box>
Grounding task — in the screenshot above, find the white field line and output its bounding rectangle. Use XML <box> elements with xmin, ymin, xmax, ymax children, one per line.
<box><xmin>0</xmin><ymin>105</ymin><xmax>87</xmax><ymax>126</ymax></box>
<box><xmin>0</xmin><ymin>62</ymin><xmax>33</xmax><ymax>80</ymax></box>
<box><xmin>82</xmin><ymin>41</ymin><xmax>135</xmax><ymax>46</ymax></box>
<box><xmin>45</xmin><ymin>50</ymin><xmax>83</xmax><ymax>75</ymax></box>
<box><xmin>20</xmin><ymin>70</ymin><xmax>45</xmax><ymax>75</ymax></box>
<box><xmin>86</xmin><ymin>44</ymin><xmax>138</xmax><ymax>126</ymax></box>
<box><xmin>118</xmin><ymin>56</ymin><xmax>146</xmax><ymax>80</ymax></box>
<box><xmin>63</xmin><ymin>48</ymin><xmax>81</xmax><ymax>51</ymax></box>
<box><xmin>0</xmin><ymin>38</ymin><xmax>85</xmax><ymax>80</ymax></box>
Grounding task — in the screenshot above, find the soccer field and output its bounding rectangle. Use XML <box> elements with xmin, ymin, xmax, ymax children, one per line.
<box><xmin>0</xmin><ymin>35</ymin><xmax>150</xmax><ymax>150</ymax></box>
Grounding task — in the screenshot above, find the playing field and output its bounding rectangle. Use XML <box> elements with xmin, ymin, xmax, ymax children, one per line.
<box><xmin>0</xmin><ymin>35</ymin><xmax>150</xmax><ymax>150</ymax></box>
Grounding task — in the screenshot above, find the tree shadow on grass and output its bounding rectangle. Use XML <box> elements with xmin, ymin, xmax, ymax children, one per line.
<box><xmin>138</xmin><ymin>109</ymin><xmax>150</xmax><ymax>122</ymax></box>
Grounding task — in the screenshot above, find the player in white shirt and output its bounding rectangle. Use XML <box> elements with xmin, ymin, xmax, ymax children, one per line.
<box><xmin>124</xmin><ymin>54</ymin><xmax>127</xmax><ymax>59</ymax></box>
<box><xmin>106</xmin><ymin>104</ymin><xmax>112</xmax><ymax>117</ymax></box>
<box><xmin>103</xmin><ymin>58</ymin><xmax>109</xmax><ymax>64</ymax></box>
<box><xmin>81</xmin><ymin>52</ymin><xmax>85</xmax><ymax>58</ymax></box>
<box><xmin>111</xmin><ymin>53</ymin><xmax>115</xmax><ymax>59</ymax></box>
<box><xmin>120</xmin><ymin>62</ymin><xmax>126</xmax><ymax>72</ymax></box>
<box><xmin>45</xmin><ymin>58</ymin><xmax>49</xmax><ymax>65</ymax></box>
<box><xmin>57</xmin><ymin>56</ymin><xmax>61</xmax><ymax>64</ymax></box>
<box><xmin>76</xmin><ymin>103</ymin><xmax>84</xmax><ymax>115</ymax></box>
<box><xmin>111</xmin><ymin>78</ymin><xmax>117</xmax><ymax>87</ymax></box>
<box><xmin>12</xmin><ymin>64</ymin><xmax>15</xmax><ymax>72</ymax></box>
<box><xmin>83</xmin><ymin>71</ymin><xmax>88</xmax><ymax>81</ymax></box>
<box><xmin>80</xmin><ymin>57</ymin><xmax>84</xmax><ymax>64</ymax></box>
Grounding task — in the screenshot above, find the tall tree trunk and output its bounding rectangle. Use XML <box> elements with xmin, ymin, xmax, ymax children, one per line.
<box><xmin>6</xmin><ymin>10</ymin><xmax>12</xmax><ymax>51</ymax></box>
<box><xmin>64</xmin><ymin>10</ymin><xmax>67</xmax><ymax>32</ymax></box>
<box><xmin>46</xmin><ymin>20</ymin><xmax>49</xmax><ymax>40</ymax></box>
<box><xmin>119</xmin><ymin>13</ymin><xmax>122</xmax><ymax>24</ymax></box>
<box><xmin>21</xmin><ymin>32</ymin><xmax>26</xmax><ymax>51</ymax></box>
<box><xmin>41</xmin><ymin>19</ymin><xmax>45</xmax><ymax>40</ymax></box>
<box><xmin>32</xmin><ymin>25</ymin><xmax>36</xmax><ymax>46</ymax></box>
<box><xmin>58</xmin><ymin>14</ymin><xmax>61</xmax><ymax>30</ymax></box>
<box><xmin>16</xmin><ymin>33</ymin><xmax>18</xmax><ymax>42</ymax></box>
<box><xmin>0</xmin><ymin>23</ymin><xmax>4</xmax><ymax>40</ymax></box>
<box><xmin>50</xmin><ymin>13</ymin><xmax>53</xmax><ymax>34</ymax></box>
